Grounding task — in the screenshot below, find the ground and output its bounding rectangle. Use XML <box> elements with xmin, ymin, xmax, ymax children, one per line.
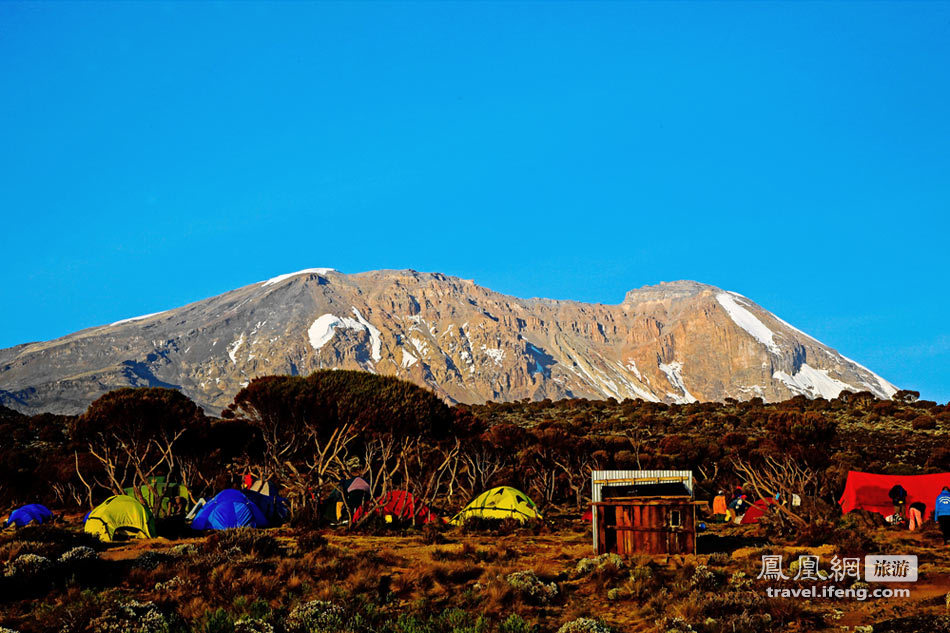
<box><xmin>2</xmin><ymin>511</ymin><xmax>949</xmax><ymax>633</ymax></box>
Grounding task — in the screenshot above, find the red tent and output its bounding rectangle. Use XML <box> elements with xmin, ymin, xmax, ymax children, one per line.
<box><xmin>740</xmin><ymin>498</ymin><xmax>777</xmax><ymax>524</ymax></box>
<box><xmin>838</xmin><ymin>471</ymin><xmax>950</xmax><ymax>518</ymax></box>
<box><xmin>352</xmin><ymin>490</ymin><xmax>439</xmax><ymax>524</ymax></box>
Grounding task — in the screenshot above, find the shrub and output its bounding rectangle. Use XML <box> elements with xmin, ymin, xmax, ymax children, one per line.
<box><xmin>285</xmin><ymin>600</ymin><xmax>346</xmax><ymax>633</ymax></box>
<box><xmin>58</xmin><ymin>546</ymin><xmax>98</xmax><ymax>565</ymax></box>
<box><xmin>134</xmin><ymin>551</ymin><xmax>172</xmax><ymax>570</ymax></box>
<box><xmin>505</xmin><ymin>570</ymin><xmax>558</xmax><ymax>605</ymax></box>
<box><xmin>3</xmin><ymin>553</ymin><xmax>52</xmax><ymax>578</ymax></box>
<box><xmin>573</xmin><ymin>553</ymin><xmax>624</xmax><ymax>576</ymax></box>
<box><xmin>556</xmin><ymin>618</ymin><xmax>613</xmax><ymax>633</ymax></box>
<box><xmin>912</xmin><ymin>415</ymin><xmax>937</xmax><ymax>430</ymax></box>
<box><xmin>204</xmin><ymin>529</ymin><xmax>280</xmax><ymax>558</ymax></box>
<box><xmin>499</xmin><ymin>614</ymin><xmax>538</xmax><ymax>633</ymax></box>
<box><xmin>234</xmin><ymin>618</ymin><xmax>274</xmax><ymax>633</ymax></box>
<box><xmin>295</xmin><ymin>530</ymin><xmax>329</xmax><ymax>553</ymax></box>
<box><xmin>88</xmin><ymin>599</ymin><xmax>168</xmax><ymax>633</ymax></box>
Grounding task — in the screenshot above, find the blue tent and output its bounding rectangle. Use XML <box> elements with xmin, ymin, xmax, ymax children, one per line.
<box><xmin>4</xmin><ymin>504</ymin><xmax>53</xmax><ymax>528</ymax></box>
<box><xmin>191</xmin><ymin>489</ymin><xmax>269</xmax><ymax>530</ymax></box>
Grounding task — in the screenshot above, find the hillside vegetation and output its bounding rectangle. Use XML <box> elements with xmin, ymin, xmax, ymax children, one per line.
<box><xmin>1</xmin><ymin>372</ymin><xmax>949</xmax><ymax>632</ymax></box>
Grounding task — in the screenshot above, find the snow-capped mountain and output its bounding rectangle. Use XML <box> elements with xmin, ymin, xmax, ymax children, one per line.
<box><xmin>0</xmin><ymin>269</ymin><xmax>897</xmax><ymax>414</ymax></box>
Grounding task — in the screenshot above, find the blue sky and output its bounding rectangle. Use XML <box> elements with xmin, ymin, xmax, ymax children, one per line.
<box><xmin>0</xmin><ymin>2</ymin><xmax>948</xmax><ymax>402</ymax></box>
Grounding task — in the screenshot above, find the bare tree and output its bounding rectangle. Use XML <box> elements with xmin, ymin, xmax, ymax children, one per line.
<box><xmin>733</xmin><ymin>456</ymin><xmax>816</xmax><ymax>526</ymax></box>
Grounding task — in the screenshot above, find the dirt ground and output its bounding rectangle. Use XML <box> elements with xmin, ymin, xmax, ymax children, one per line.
<box><xmin>4</xmin><ymin>513</ymin><xmax>950</xmax><ymax>632</ymax></box>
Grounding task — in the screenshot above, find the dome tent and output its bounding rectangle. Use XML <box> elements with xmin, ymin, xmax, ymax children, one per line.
<box><xmin>740</xmin><ymin>498</ymin><xmax>777</xmax><ymax>524</ymax></box>
<box><xmin>84</xmin><ymin>495</ymin><xmax>156</xmax><ymax>542</ymax></box>
<box><xmin>450</xmin><ymin>486</ymin><xmax>542</xmax><ymax>525</ymax></box>
<box><xmin>352</xmin><ymin>490</ymin><xmax>439</xmax><ymax>524</ymax></box>
<box><xmin>192</xmin><ymin>489</ymin><xmax>269</xmax><ymax>530</ymax></box>
<box><xmin>323</xmin><ymin>476</ymin><xmax>372</xmax><ymax>523</ymax></box>
<box><xmin>4</xmin><ymin>504</ymin><xmax>53</xmax><ymax>528</ymax></box>
<box><xmin>245</xmin><ymin>479</ymin><xmax>289</xmax><ymax>524</ymax></box>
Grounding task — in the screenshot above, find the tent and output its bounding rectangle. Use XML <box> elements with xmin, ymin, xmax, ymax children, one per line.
<box><xmin>245</xmin><ymin>479</ymin><xmax>288</xmax><ymax>524</ymax></box>
<box><xmin>323</xmin><ymin>476</ymin><xmax>372</xmax><ymax>523</ymax></box>
<box><xmin>191</xmin><ymin>489</ymin><xmax>269</xmax><ymax>530</ymax></box>
<box><xmin>123</xmin><ymin>476</ymin><xmax>190</xmax><ymax>517</ymax></box>
<box><xmin>450</xmin><ymin>486</ymin><xmax>542</xmax><ymax>525</ymax></box>
<box><xmin>839</xmin><ymin>471</ymin><xmax>950</xmax><ymax>518</ymax></box>
<box><xmin>352</xmin><ymin>490</ymin><xmax>438</xmax><ymax>524</ymax></box>
<box><xmin>84</xmin><ymin>495</ymin><xmax>156</xmax><ymax>542</ymax></box>
<box><xmin>4</xmin><ymin>504</ymin><xmax>53</xmax><ymax>528</ymax></box>
<box><xmin>740</xmin><ymin>498</ymin><xmax>777</xmax><ymax>524</ymax></box>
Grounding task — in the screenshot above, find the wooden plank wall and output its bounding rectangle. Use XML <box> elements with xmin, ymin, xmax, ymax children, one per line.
<box><xmin>595</xmin><ymin>501</ymin><xmax>695</xmax><ymax>555</ymax></box>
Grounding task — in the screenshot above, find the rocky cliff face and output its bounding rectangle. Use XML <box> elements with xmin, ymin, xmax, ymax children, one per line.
<box><xmin>0</xmin><ymin>269</ymin><xmax>897</xmax><ymax>414</ymax></box>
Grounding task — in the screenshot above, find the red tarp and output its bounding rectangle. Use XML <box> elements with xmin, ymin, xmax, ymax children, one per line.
<box><xmin>352</xmin><ymin>490</ymin><xmax>439</xmax><ymax>524</ymax></box>
<box><xmin>740</xmin><ymin>498</ymin><xmax>777</xmax><ymax>524</ymax></box>
<box><xmin>838</xmin><ymin>471</ymin><xmax>950</xmax><ymax>518</ymax></box>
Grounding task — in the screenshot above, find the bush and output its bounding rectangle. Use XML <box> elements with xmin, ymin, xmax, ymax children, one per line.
<box><xmin>506</xmin><ymin>570</ymin><xmax>558</xmax><ymax>605</ymax></box>
<box><xmin>499</xmin><ymin>614</ymin><xmax>538</xmax><ymax>633</ymax></box>
<box><xmin>285</xmin><ymin>600</ymin><xmax>346</xmax><ymax>633</ymax></box>
<box><xmin>88</xmin><ymin>599</ymin><xmax>168</xmax><ymax>633</ymax></box>
<box><xmin>204</xmin><ymin>529</ymin><xmax>280</xmax><ymax>558</ymax></box>
<box><xmin>556</xmin><ymin>618</ymin><xmax>613</xmax><ymax>633</ymax></box>
<box><xmin>234</xmin><ymin>618</ymin><xmax>274</xmax><ymax>633</ymax></box>
<box><xmin>912</xmin><ymin>415</ymin><xmax>937</xmax><ymax>430</ymax></box>
<box><xmin>3</xmin><ymin>553</ymin><xmax>52</xmax><ymax>578</ymax></box>
<box><xmin>573</xmin><ymin>553</ymin><xmax>624</xmax><ymax>576</ymax></box>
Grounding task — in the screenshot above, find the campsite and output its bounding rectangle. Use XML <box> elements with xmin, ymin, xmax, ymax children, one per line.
<box><xmin>2</xmin><ymin>372</ymin><xmax>950</xmax><ymax>632</ymax></box>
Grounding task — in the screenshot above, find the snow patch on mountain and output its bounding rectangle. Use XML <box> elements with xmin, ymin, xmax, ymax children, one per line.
<box><xmin>717</xmin><ymin>293</ymin><xmax>780</xmax><ymax>353</ymax></box>
<box><xmin>227</xmin><ymin>334</ymin><xmax>245</xmax><ymax>364</ymax></box>
<box><xmin>624</xmin><ymin>359</ymin><xmax>642</xmax><ymax>380</ymax></box>
<box><xmin>261</xmin><ymin>268</ymin><xmax>335</xmax><ymax>287</ymax></box>
<box><xmin>481</xmin><ymin>346</ymin><xmax>505</xmax><ymax>365</ymax></box>
<box><xmin>110</xmin><ymin>311</ymin><xmax>167</xmax><ymax>327</ymax></box>
<box><xmin>401</xmin><ymin>349</ymin><xmax>418</xmax><ymax>368</ymax></box>
<box><xmin>306</xmin><ymin>308</ymin><xmax>382</xmax><ymax>363</ymax></box>
<box><xmin>308</xmin><ymin>314</ymin><xmax>360</xmax><ymax>350</ymax></box>
<box><xmin>659</xmin><ymin>361</ymin><xmax>697</xmax><ymax>403</ymax></box>
<box><xmin>835</xmin><ymin>353</ymin><xmax>898</xmax><ymax>399</ymax></box>
<box><xmin>773</xmin><ymin>363</ymin><xmax>855</xmax><ymax>399</ymax></box>
<box><xmin>350</xmin><ymin>308</ymin><xmax>382</xmax><ymax>362</ymax></box>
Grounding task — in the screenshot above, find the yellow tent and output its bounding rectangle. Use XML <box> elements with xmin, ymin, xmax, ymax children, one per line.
<box><xmin>450</xmin><ymin>486</ymin><xmax>542</xmax><ymax>525</ymax></box>
<box><xmin>84</xmin><ymin>494</ymin><xmax>156</xmax><ymax>542</ymax></box>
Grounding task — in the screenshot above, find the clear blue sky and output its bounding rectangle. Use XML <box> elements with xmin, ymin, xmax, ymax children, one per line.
<box><xmin>1</xmin><ymin>2</ymin><xmax>948</xmax><ymax>402</ymax></box>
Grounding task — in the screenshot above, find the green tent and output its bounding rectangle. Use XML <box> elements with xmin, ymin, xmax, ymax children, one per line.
<box><xmin>123</xmin><ymin>476</ymin><xmax>189</xmax><ymax>517</ymax></box>
<box><xmin>84</xmin><ymin>495</ymin><xmax>156</xmax><ymax>542</ymax></box>
<box><xmin>450</xmin><ymin>486</ymin><xmax>542</xmax><ymax>525</ymax></box>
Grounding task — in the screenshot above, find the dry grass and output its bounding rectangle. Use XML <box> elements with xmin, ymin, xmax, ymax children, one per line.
<box><xmin>2</xmin><ymin>520</ymin><xmax>950</xmax><ymax>633</ymax></box>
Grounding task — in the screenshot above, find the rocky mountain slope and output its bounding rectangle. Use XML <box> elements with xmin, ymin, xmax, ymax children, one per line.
<box><xmin>0</xmin><ymin>269</ymin><xmax>897</xmax><ymax>414</ymax></box>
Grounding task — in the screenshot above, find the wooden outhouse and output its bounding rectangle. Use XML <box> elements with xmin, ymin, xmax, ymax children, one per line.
<box><xmin>591</xmin><ymin>470</ymin><xmax>698</xmax><ymax>556</ymax></box>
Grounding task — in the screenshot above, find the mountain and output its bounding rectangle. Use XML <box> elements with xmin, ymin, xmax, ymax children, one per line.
<box><xmin>0</xmin><ymin>269</ymin><xmax>897</xmax><ymax>414</ymax></box>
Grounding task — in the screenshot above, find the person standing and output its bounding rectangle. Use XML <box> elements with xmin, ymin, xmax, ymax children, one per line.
<box><xmin>712</xmin><ymin>491</ymin><xmax>728</xmax><ymax>522</ymax></box>
<box><xmin>935</xmin><ymin>486</ymin><xmax>950</xmax><ymax>544</ymax></box>
<box><xmin>908</xmin><ymin>500</ymin><xmax>926</xmax><ymax>531</ymax></box>
<box><xmin>889</xmin><ymin>484</ymin><xmax>908</xmax><ymax>523</ymax></box>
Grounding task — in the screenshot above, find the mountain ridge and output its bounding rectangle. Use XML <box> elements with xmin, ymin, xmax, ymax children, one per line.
<box><xmin>0</xmin><ymin>268</ymin><xmax>897</xmax><ymax>414</ymax></box>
